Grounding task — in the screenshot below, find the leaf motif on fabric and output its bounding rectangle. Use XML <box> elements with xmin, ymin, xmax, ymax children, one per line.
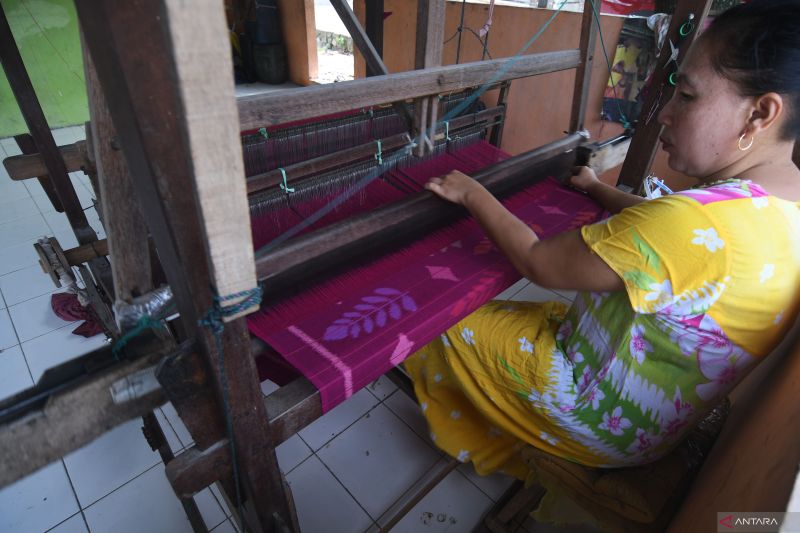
<box><xmin>623</xmin><ymin>270</ymin><xmax>657</xmax><ymax>291</ymax></box>
<box><xmin>322</xmin><ymin>287</ymin><xmax>419</xmax><ymax>341</ymax></box>
<box><xmin>632</xmin><ymin>231</ymin><xmax>660</xmax><ymax>271</ymax></box>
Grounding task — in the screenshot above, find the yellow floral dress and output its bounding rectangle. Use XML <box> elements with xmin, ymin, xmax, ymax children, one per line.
<box><xmin>405</xmin><ymin>179</ymin><xmax>800</xmax><ymax>478</ymax></box>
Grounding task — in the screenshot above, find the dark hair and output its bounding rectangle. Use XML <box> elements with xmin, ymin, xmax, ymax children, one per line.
<box><xmin>704</xmin><ymin>0</ymin><xmax>800</xmax><ymax>139</ymax></box>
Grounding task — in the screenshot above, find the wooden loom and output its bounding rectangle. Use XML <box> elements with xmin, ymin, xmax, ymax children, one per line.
<box><xmin>2</xmin><ymin>0</ymin><xmax>798</xmax><ymax>532</ymax></box>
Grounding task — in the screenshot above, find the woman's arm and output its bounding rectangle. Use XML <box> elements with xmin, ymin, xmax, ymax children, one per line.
<box><xmin>425</xmin><ymin>171</ymin><xmax>624</xmax><ymax>292</ymax></box>
<box><xmin>569</xmin><ymin>166</ymin><xmax>644</xmax><ymax>214</ymax></box>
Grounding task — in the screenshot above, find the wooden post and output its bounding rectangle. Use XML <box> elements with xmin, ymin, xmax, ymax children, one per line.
<box><xmin>489</xmin><ymin>81</ymin><xmax>511</xmax><ymax>148</ymax></box>
<box><xmin>616</xmin><ymin>0</ymin><xmax>713</xmax><ymax>191</ymax></box>
<box><xmin>12</xmin><ymin>134</ymin><xmax>64</xmax><ymax>212</ymax></box>
<box><xmin>365</xmin><ymin>0</ymin><xmax>385</xmax><ymax>77</ymax></box>
<box><xmin>569</xmin><ymin>0</ymin><xmax>599</xmax><ymax>132</ymax></box>
<box><xmin>74</xmin><ymin>0</ymin><xmax>298</xmax><ymax>530</ymax></box>
<box><xmin>414</xmin><ymin>0</ymin><xmax>446</xmax><ymax>156</ymax></box>
<box><xmin>276</xmin><ymin>0</ymin><xmax>317</xmax><ymax>84</ymax></box>
<box><xmin>82</xmin><ymin>33</ymin><xmax>152</xmax><ymax>301</ymax></box>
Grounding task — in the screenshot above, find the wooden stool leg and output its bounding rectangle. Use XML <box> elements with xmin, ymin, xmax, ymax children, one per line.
<box><xmin>481</xmin><ymin>480</ymin><xmax>546</xmax><ymax>533</ymax></box>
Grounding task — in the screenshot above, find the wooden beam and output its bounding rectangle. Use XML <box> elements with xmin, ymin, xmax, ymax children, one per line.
<box><xmin>167</xmin><ymin>376</ymin><xmax>322</xmax><ymax>497</ymax></box>
<box><xmin>415</xmin><ymin>0</ymin><xmax>445</xmax><ymax>71</ymax></box>
<box><xmin>12</xmin><ymin>135</ymin><xmax>65</xmax><ymax>212</ymax></box>
<box><xmin>414</xmin><ymin>0</ymin><xmax>446</xmax><ymax>156</ymax></box>
<box><xmin>82</xmin><ymin>32</ymin><xmax>152</xmax><ymax>301</ymax></box>
<box><xmin>237</xmin><ymin>49</ymin><xmax>581</xmax><ymax>129</ymax></box>
<box><xmin>364</xmin><ymin>0</ymin><xmax>385</xmax><ymax>77</ymax></box>
<box><xmin>3</xmin><ymin>141</ymin><xmax>87</xmax><ymax>181</ymax></box>
<box><xmin>75</xmin><ymin>1</ymin><xmax>297</xmax><ymax>530</ymax></box>
<box><xmin>617</xmin><ymin>0</ymin><xmax>713</xmax><ymax>191</ymax></box>
<box><xmin>577</xmin><ymin>134</ymin><xmax>631</xmax><ymax>174</ymax></box>
<box><xmin>164</xmin><ymin>0</ymin><xmax>259</xmax><ymax>321</ymax></box>
<box><xmin>569</xmin><ymin>0</ymin><xmax>599</xmax><ymax>132</ymax></box>
<box><xmin>0</xmin><ymin>334</ymin><xmax>174</xmax><ymax>488</ymax></box>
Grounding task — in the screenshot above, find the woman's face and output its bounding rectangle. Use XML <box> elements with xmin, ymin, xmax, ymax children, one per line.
<box><xmin>657</xmin><ymin>38</ymin><xmax>754</xmax><ymax>179</ymax></box>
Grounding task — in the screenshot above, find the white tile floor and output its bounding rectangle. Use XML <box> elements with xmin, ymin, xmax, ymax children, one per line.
<box><xmin>4</xmin><ymin>128</ymin><xmax>795</xmax><ymax>533</ymax></box>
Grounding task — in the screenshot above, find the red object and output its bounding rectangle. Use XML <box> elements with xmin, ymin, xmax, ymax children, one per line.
<box><xmin>50</xmin><ymin>292</ymin><xmax>104</xmax><ymax>338</ymax></box>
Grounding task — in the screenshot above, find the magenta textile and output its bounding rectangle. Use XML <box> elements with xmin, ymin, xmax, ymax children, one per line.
<box><xmin>248</xmin><ymin>168</ymin><xmax>603</xmax><ymax>412</ymax></box>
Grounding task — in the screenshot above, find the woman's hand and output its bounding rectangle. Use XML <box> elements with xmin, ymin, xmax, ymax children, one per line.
<box><xmin>425</xmin><ymin>170</ymin><xmax>487</xmax><ymax>206</ymax></box>
<box><xmin>568</xmin><ymin>166</ymin><xmax>600</xmax><ymax>193</ymax></box>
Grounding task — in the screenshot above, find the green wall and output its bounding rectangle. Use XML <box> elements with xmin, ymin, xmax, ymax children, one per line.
<box><xmin>0</xmin><ymin>0</ymin><xmax>88</xmax><ymax>138</ymax></box>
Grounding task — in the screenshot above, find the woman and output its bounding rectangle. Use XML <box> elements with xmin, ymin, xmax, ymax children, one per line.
<box><xmin>404</xmin><ymin>0</ymin><xmax>800</xmax><ymax>479</ymax></box>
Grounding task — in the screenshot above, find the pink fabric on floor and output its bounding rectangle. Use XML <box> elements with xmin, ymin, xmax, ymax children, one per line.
<box><xmin>248</xmin><ymin>171</ymin><xmax>603</xmax><ymax>412</ymax></box>
<box><xmin>51</xmin><ymin>292</ymin><xmax>104</xmax><ymax>338</ymax></box>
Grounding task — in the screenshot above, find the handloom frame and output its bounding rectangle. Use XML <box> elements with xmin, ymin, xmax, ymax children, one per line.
<box><xmin>8</xmin><ymin>1</ymin><xmax>785</xmax><ymax>532</ymax></box>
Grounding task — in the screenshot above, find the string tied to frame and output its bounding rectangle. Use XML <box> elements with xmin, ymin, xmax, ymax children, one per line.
<box><xmin>279</xmin><ymin>168</ymin><xmax>294</xmax><ymax>194</ymax></box>
<box><xmin>375</xmin><ymin>139</ymin><xmax>383</xmax><ymax>165</ymax></box>
<box><xmin>197</xmin><ymin>285</ymin><xmax>263</xmax><ymax>532</ymax></box>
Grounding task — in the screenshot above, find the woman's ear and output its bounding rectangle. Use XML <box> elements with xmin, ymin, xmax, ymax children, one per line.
<box><xmin>746</xmin><ymin>92</ymin><xmax>784</xmax><ymax>136</ymax></box>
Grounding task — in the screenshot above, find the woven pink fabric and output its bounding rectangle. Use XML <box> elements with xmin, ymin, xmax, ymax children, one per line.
<box><xmin>248</xmin><ymin>147</ymin><xmax>603</xmax><ymax>411</ymax></box>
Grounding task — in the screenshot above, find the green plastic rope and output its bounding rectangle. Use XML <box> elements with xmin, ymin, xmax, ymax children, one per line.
<box><xmin>279</xmin><ymin>168</ymin><xmax>294</xmax><ymax>194</ymax></box>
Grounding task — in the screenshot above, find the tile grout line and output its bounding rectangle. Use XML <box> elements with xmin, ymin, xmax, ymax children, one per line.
<box><xmin>59</xmin><ymin>458</ymin><xmax>93</xmax><ymax>533</ymax></box>
<box><xmin>312</xmin><ymin>448</ymin><xmax>379</xmax><ymax>526</ymax></box>
<box><xmin>77</xmin><ymin>459</ymin><xmax>166</xmax><ymax>514</ymax></box>
<box><xmin>316</xmin><ymin>400</ymin><xmax>444</xmax><ymax>527</ymax></box>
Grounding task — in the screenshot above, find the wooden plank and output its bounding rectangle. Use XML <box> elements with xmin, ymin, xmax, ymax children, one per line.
<box><xmin>3</xmin><ymin>141</ymin><xmax>87</xmax><ymax>181</ymax></box>
<box><xmin>237</xmin><ymin>49</ymin><xmax>581</xmax><ymax>129</ymax></box>
<box><xmin>255</xmin><ymin>134</ymin><xmax>584</xmax><ymax>294</ymax></box>
<box><xmin>617</xmin><ymin>0</ymin><xmax>713</xmax><ymax>191</ymax></box>
<box><xmin>75</xmin><ymin>1</ymin><xmax>297</xmax><ymax>530</ymax></box>
<box><xmin>489</xmin><ymin>82</ymin><xmax>510</xmax><ymax>148</ymax></box>
<box><xmin>578</xmin><ymin>134</ymin><xmax>631</xmax><ymax>174</ymax></box>
<box><xmin>415</xmin><ymin>0</ymin><xmax>445</xmax><ymax>71</ymax></box>
<box><xmin>83</xmin><ymin>35</ymin><xmax>152</xmax><ymax>302</ymax></box>
<box><xmin>62</xmin><ymin>239</ymin><xmax>109</xmax><ymax>266</ymax></box>
<box><xmin>0</xmin><ymin>334</ymin><xmax>173</xmax><ymax>488</ymax></box>
<box><xmin>414</xmin><ymin>0</ymin><xmax>446</xmax><ymax>156</ymax></box>
<box><xmin>569</xmin><ymin>0</ymin><xmax>599</xmax><ymax>132</ymax></box>
<box><xmin>364</xmin><ymin>0</ymin><xmax>385</xmax><ymax>77</ymax></box>
<box><xmin>11</xmin><ymin>135</ymin><xmax>65</xmax><ymax>212</ymax></box>
<box><xmin>165</xmin><ymin>0</ymin><xmax>258</xmax><ymax>320</ymax></box>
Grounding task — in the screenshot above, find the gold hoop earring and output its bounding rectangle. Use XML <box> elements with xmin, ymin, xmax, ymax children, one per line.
<box><xmin>738</xmin><ymin>133</ymin><xmax>754</xmax><ymax>151</ymax></box>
